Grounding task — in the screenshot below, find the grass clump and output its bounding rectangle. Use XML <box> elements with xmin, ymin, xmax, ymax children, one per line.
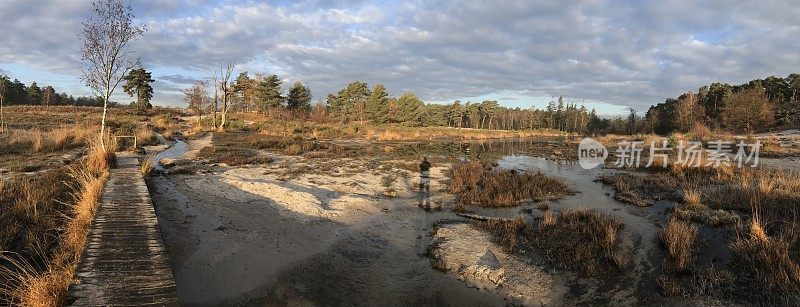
<box><xmin>660</xmin><ymin>218</ymin><xmax>698</xmax><ymax>273</ymax></box>
<box><xmin>527</xmin><ymin>209</ymin><xmax>627</xmax><ymax>276</ymax></box>
<box><xmin>729</xmin><ymin>212</ymin><xmax>800</xmax><ymax>303</ymax></box>
<box><xmin>471</xmin><ymin>209</ymin><xmax>626</xmax><ymax>276</ymax></box>
<box><xmin>196</xmin><ymin>146</ymin><xmax>273</xmax><ymax>166</ymax></box>
<box><xmin>140</xmin><ymin>155</ymin><xmax>155</xmax><ymax>177</ymax></box>
<box><xmin>471</xmin><ymin>218</ymin><xmax>526</xmax><ymax>250</ymax></box>
<box><xmin>449</xmin><ymin>161</ymin><xmax>570</xmax><ymax>208</ymax></box>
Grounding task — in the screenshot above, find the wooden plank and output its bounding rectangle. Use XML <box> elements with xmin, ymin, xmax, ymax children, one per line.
<box><xmin>67</xmin><ymin>155</ymin><xmax>180</xmax><ymax>306</ymax></box>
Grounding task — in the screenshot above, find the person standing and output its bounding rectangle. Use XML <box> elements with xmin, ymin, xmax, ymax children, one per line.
<box><xmin>419</xmin><ymin>156</ymin><xmax>431</xmax><ymax>192</ymax></box>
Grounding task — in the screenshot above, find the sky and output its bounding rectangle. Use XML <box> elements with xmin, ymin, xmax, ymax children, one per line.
<box><xmin>0</xmin><ymin>0</ymin><xmax>798</xmax><ymax>115</ymax></box>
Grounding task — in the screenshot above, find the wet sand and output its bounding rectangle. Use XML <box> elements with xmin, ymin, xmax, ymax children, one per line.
<box><xmin>147</xmin><ymin>138</ymin><xmax>517</xmax><ymax>305</ymax></box>
<box><xmin>147</xmin><ymin>135</ymin><xmax>799</xmax><ymax>305</ymax></box>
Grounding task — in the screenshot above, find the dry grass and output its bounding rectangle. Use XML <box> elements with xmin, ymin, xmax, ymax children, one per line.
<box><xmin>470</xmin><ymin>209</ymin><xmax>626</xmax><ymax>276</ymax></box>
<box><xmin>448</xmin><ymin>161</ymin><xmax>570</xmax><ymax>208</ymax></box>
<box><xmin>86</xmin><ymin>138</ymin><xmax>116</xmax><ymax>176</ymax></box>
<box><xmin>660</xmin><ymin>217</ymin><xmax>698</xmax><ymax>273</ymax></box>
<box><xmin>729</xmin><ymin>210</ymin><xmax>800</xmax><ymax>303</ymax></box>
<box><xmin>0</xmin><ymin>140</ymin><xmax>111</xmax><ymax>305</ymax></box>
<box><xmin>0</xmin><ymin>126</ymin><xmax>94</xmax><ymax>155</ymax></box>
<box><xmin>682</xmin><ymin>189</ymin><xmax>701</xmax><ymax>206</ymax></box>
<box><xmin>758</xmin><ymin>135</ymin><xmax>800</xmax><ymax>158</ymax></box>
<box><xmin>140</xmin><ymin>155</ymin><xmax>155</xmax><ymax>177</ymax></box>
<box><xmin>196</xmin><ymin>146</ymin><xmax>274</xmax><ymax>166</ymax></box>
<box><xmin>527</xmin><ymin>209</ymin><xmax>626</xmax><ymax>276</ymax></box>
<box><xmin>599</xmin><ymin>172</ymin><xmax>681</xmax><ymax>207</ymax></box>
<box><xmin>688</xmin><ymin>122</ymin><xmax>713</xmax><ymax>141</ymax></box>
<box><xmin>134</xmin><ymin>126</ymin><xmax>156</xmax><ymax>146</ymax></box>
<box><xmin>602</xmin><ymin>166</ymin><xmax>800</xmax><ymax>227</ymax></box>
<box><xmin>252</xmin><ymin>118</ymin><xmax>566</xmax><ymax>141</ymax></box>
<box><xmin>471</xmin><ymin>218</ymin><xmax>526</xmax><ymax>250</ymax></box>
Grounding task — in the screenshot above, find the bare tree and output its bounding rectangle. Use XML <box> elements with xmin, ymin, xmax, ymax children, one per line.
<box><xmin>205</xmin><ymin>67</ymin><xmax>219</xmax><ymax>129</ymax></box>
<box><xmin>218</xmin><ymin>59</ymin><xmax>236</xmax><ymax>131</ymax></box>
<box><xmin>80</xmin><ymin>0</ymin><xmax>145</xmax><ymax>149</ymax></box>
<box><xmin>0</xmin><ymin>75</ymin><xmax>6</xmax><ymax>133</ymax></box>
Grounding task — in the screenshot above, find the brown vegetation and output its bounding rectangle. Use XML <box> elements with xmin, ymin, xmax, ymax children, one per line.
<box><xmin>1</xmin><ymin>153</ymin><xmax>110</xmax><ymax>305</ymax></box>
<box><xmin>449</xmin><ymin>161</ymin><xmax>570</xmax><ymax>208</ymax></box>
<box><xmin>0</xmin><ymin>107</ymin><xmax>117</xmax><ymax>305</ymax></box>
<box><xmin>602</xmin><ymin>166</ymin><xmax>800</xmax><ymax>227</ymax></box>
<box><xmin>196</xmin><ymin>146</ymin><xmax>273</xmax><ymax>166</ymax></box>
<box><xmin>473</xmin><ymin>209</ymin><xmax>626</xmax><ymax>276</ymax></box>
<box><xmin>729</xmin><ymin>212</ymin><xmax>800</xmax><ymax>303</ymax></box>
<box><xmin>660</xmin><ymin>218</ymin><xmax>698</xmax><ymax>273</ymax></box>
<box><xmin>529</xmin><ymin>209</ymin><xmax>627</xmax><ymax>276</ymax></box>
<box><xmin>471</xmin><ymin>218</ymin><xmax>526</xmax><ymax>250</ymax></box>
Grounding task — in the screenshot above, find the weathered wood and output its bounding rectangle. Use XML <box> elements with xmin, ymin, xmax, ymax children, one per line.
<box><xmin>68</xmin><ymin>155</ymin><xmax>179</xmax><ymax>306</ymax></box>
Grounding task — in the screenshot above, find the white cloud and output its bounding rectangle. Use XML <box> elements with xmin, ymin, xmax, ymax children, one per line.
<box><xmin>0</xmin><ymin>0</ymin><xmax>798</xmax><ymax>111</ymax></box>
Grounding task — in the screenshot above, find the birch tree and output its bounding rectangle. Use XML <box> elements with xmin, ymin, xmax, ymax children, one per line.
<box><xmin>80</xmin><ymin>0</ymin><xmax>145</xmax><ymax>149</ymax></box>
<box><xmin>0</xmin><ymin>75</ymin><xmax>6</xmax><ymax>133</ymax></box>
<box><xmin>218</xmin><ymin>59</ymin><xmax>236</xmax><ymax>131</ymax></box>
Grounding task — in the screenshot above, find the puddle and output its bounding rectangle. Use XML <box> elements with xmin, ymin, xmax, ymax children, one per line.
<box><xmin>153</xmin><ymin>139</ymin><xmax>189</xmax><ymax>172</ymax></box>
<box><xmin>494</xmin><ymin>155</ymin><xmax>665</xmax><ymax>298</ymax></box>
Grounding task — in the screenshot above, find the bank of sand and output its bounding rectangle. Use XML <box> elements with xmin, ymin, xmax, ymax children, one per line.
<box><xmin>147</xmin><ymin>136</ymin><xmax>572</xmax><ymax>306</ymax></box>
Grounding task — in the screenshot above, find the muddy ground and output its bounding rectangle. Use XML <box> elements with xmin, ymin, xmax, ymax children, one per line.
<box><xmin>146</xmin><ymin>131</ymin><xmax>798</xmax><ymax>306</ymax></box>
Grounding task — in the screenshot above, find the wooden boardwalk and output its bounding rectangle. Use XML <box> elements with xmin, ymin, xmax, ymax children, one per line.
<box><xmin>68</xmin><ymin>155</ymin><xmax>179</xmax><ymax>306</ymax></box>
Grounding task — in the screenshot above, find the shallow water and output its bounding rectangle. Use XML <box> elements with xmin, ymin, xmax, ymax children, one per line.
<box><xmin>495</xmin><ymin>155</ymin><xmax>665</xmax><ymax>299</ymax></box>
<box><xmin>153</xmin><ymin>139</ymin><xmax>189</xmax><ymax>171</ymax></box>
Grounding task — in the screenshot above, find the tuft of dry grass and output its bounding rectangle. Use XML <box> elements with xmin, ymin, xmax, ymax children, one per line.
<box><xmin>471</xmin><ymin>218</ymin><xmax>526</xmax><ymax>250</ymax></box>
<box><xmin>527</xmin><ymin>209</ymin><xmax>626</xmax><ymax>276</ymax></box>
<box><xmin>449</xmin><ymin>161</ymin><xmax>570</xmax><ymax>208</ymax></box>
<box><xmin>682</xmin><ymin>189</ymin><xmax>702</xmax><ymax>206</ymax></box>
<box><xmin>86</xmin><ymin>138</ymin><xmax>116</xmax><ymax>176</ymax></box>
<box><xmin>542</xmin><ymin>210</ymin><xmax>556</xmax><ymax>227</ymax></box>
<box><xmin>660</xmin><ymin>217</ymin><xmax>698</xmax><ymax>273</ymax></box>
<box><xmin>0</xmin><ymin>253</ymin><xmax>74</xmax><ymax>307</ymax></box>
<box><xmin>140</xmin><ymin>155</ymin><xmax>155</xmax><ymax>177</ymax></box>
<box><xmin>134</xmin><ymin>126</ymin><xmax>156</xmax><ymax>146</ymax></box>
<box><xmin>730</xmin><ymin>211</ymin><xmax>800</xmax><ymax>302</ymax></box>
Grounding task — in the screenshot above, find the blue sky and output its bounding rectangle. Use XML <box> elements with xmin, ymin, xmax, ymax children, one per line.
<box><xmin>1</xmin><ymin>0</ymin><xmax>799</xmax><ymax>115</ymax></box>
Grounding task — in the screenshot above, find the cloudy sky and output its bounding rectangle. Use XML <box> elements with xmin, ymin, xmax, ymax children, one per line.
<box><xmin>1</xmin><ymin>0</ymin><xmax>798</xmax><ymax>115</ymax></box>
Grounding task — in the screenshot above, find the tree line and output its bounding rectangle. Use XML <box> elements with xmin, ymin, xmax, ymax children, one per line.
<box><xmin>642</xmin><ymin>73</ymin><xmax>800</xmax><ymax>134</ymax></box>
<box><xmin>325</xmin><ymin>81</ymin><xmax>604</xmax><ymax>133</ymax></box>
<box><xmin>0</xmin><ymin>76</ymin><xmax>109</xmax><ymax>107</ymax></box>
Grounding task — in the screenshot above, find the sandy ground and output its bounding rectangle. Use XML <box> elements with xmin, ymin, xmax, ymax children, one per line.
<box><xmin>147</xmin><ymin>133</ymin><xmax>797</xmax><ymax>306</ymax></box>
<box><xmin>148</xmin><ymin>136</ymin><xmax>526</xmax><ymax>306</ymax></box>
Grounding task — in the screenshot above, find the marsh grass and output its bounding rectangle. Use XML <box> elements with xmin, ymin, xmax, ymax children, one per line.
<box><xmin>196</xmin><ymin>146</ymin><xmax>274</xmax><ymax>166</ymax></box>
<box><xmin>661</xmin><ymin>218</ymin><xmax>698</xmax><ymax>273</ymax></box>
<box><xmin>474</xmin><ymin>209</ymin><xmax>626</xmax><ymax>276</ymax></box>
<box><xmin>0</xmin><ymin>127</ymin><xmax>94</xmax><ymax>155</ymax></box>
<box><xmin>140</xmin><ymin>155</ymin><xmax>155</xmax><ymax>177</ymax></box>
<box><xmin>0</xmin><ymin>141</ymin><xmax>110</xmax><ymax>306</ymax></box>
<box><xmin>471</xmin><ymin>218</ymin><xmax>526</xmax><ymax>250</ymax></box>
<box><xmin>729</xmin><ymin>208</ymin><xmax>800</xmax><ymax>303</ymax></box>
<box><xmin>449</xmin><ymin>161</ymin><xmax>570</xmax><ymax>208</ymax></box>
<box><xmin>527</xmin><ymin>209</ymin><xmax>627</xmax><ymax>276</ymax></box>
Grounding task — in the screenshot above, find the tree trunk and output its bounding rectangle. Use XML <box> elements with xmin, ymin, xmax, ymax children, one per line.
<box><xmin>99</xmin><ymin>89</ymin><xmax>110</xmax><ymax>151</ymax></box>
<box><xmin>220</xmin><ymin>85</ymin><xmax>228</xmax><ymax>131</ymax></box>
<box><xmin>213</xmin><ymin>95</ymin><xmax>218</xmax><ymax>129</ymax></box>
<box><xmin>0</xmin><ymin>96</ymin><xmax>4</xmax><ymax>133</ymax></box>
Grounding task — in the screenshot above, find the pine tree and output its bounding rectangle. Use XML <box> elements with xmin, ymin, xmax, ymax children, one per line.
<box><xmin>122</xmin><ymin>68</ymin><xmax>155</xmax><ymax>111</ymax></box>
<box><xmin>287</xmin><ymin>81</ymin><xmax>312</xmax><ymax>112</ymax></box>
<box><xmin>255</xmin><ymin>74</ymin><xmax>283</xmax><ymax>113</ymax></box>
<box><xmin>27</xmin><ymin>81</ymin><xmax>42</xmax><ymax>105</ymax></box>
<box><xmin>366</xmin><ymin>84</ymin><xmax>389</xmax><ymax>123</ymax></box>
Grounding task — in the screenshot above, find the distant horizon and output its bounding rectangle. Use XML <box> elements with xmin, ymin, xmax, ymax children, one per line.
<box><xmin>1</xmin><ymin>1</ymin><xmax>798</xmax><ymax>115</ymax></box>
